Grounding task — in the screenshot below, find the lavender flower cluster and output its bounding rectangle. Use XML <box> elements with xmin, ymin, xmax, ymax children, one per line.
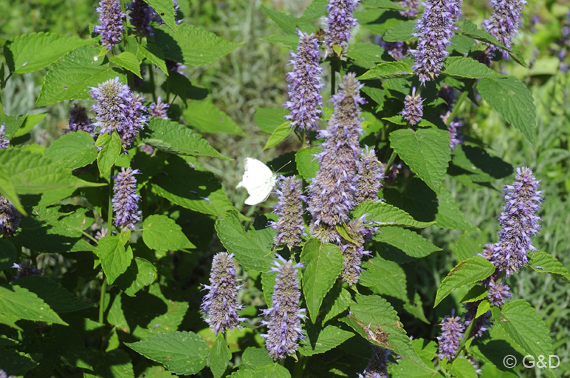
<box><xmin>94</xmin><ymin>0</ymin><xmax>125</xmax><ymax>50</ymax></box>
<box><xmin>128</xmin><ymin>0</ymin><xmax>181</xmax><ymax>36</ymax></box>
<box><xmin>12</xmin><ymin>261</ymin><xmax>42</xmax><ymax>280</ymax></box>
<box><xmin>437</xmin><ymin>313</ymin><xmax>464</xmax><ymax>360</ymax></box>
<box><xmin>483</xmin><ymin>0</ymin><xmax>526</xmax><ymax>55</ymax></box>
<box><xmin>201</xmin><ymin>252</ymin><xmax>243</xmax><ymax>335</ymax></box>
<box><xmin>325</xmin><ymin>0</ymin><xmax>360</xmax><ymax>57</ymax></box>
<box><xmin>401</xmin><ymin>87</ymin><xmax>423</xmax><ymax>125</ymax></box>
<box><xmin>285</xmin><ymin>31</ymin><xmax>324</xmax><ymax>132</ymax></box>
<box><xmin>355</xmin><ymin>147</ymin><xmax>383</xmax><ymax>206</ymax></box>
<box><xmin>68</xmin><ymin>104</ymin><xmax>95</xmax><ymax>135</ymax></box>
<box><xmin>399</xmin><ymin>0</ymin><xmax>420</xmax><ymax>18</ymax></box>
<box><xmin>0</xmin><ymin>123</ymin><xmax>9</xmax><ymax>149</ymax></box>
<box><xmin>112</xmin><ymin>167</ymin><xmax>141</xmax><ymax>231</ymax></box>
<box><xmin>91</xmin><ymin>77</ymin><xmax>149</xmax><ymax>149</ymax></box>
<box><xmin>272</xmin><ymin>176</ymin><xmax>306</xmax><ymax>248</ymax></box>
<box><xmin>0</xmin><ymin>196</ymin><xmax>20</xmax><ymax>237</ymax></box>
<box><xmin>359</xmin><ymin>346</ymin><xmax>390</xmax><ymax>378</ymax></box>
<box><xmin>413</xmin><ymin>0</ymin><xmax>463</xmax><ymax>84</ymax></box>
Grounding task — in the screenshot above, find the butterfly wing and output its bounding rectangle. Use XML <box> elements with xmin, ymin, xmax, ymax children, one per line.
<box><xmin>237</xmin><ymin>158</ymin><xmax>276</xmax><ymax>205</ymax></box>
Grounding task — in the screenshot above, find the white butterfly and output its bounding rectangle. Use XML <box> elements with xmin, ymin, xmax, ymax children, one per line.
<box><xmin>236</xmin><ymin>157</ymin><xmax>277</xmax><ymax>205</ymax></box>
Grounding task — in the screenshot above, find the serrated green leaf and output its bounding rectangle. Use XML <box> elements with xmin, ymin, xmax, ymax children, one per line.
<box><xmin>0</xmin><ymin>165</ymin><xmax>25</xmax><ymax>215</ymax></box>
<box><xmin>434</xmin><ymin>256</ymin><xmax>495</xmax><ymax>307</ymax></box>
<box><xmin>491</xmin><ymin>300</ymin><xmax>556</xmax><ymax>378</ymax></box>
<box><xmin>230</xmin><ymin>364</ymin><xmax>290</xmax><ymax>378</ymax></box>
<box><xmin>442</xmin><ymin>57</ymin><xmax>503</xmax><ymax>79</ymax></box>
<box><xmin>375</xmin><ymin>226</ymin><xmax>441</xmax><ymax>260</ymax></box>
<box><xmin>127</xmin><ymin>331</ymin><xmax>208</xmax><ymax>375</ymax></box>
<box><xmin>360</xmin><ymin>257</ymin><xmax>407</xmax><ymax>302</ymax></box>
<box><xmin>346</xmin><ymin>42</ymin><xmax>385</xmax><ymax>64</ymax></box>
<box><xmin>455</xmin><ymin>233</ymin><xmax>481</xmax><ymax>261</ymax></box>
<box><xmin>358</xmin><ymin>61</ymin><xmax>413</xmax><ymax>80</ymax></box>
<box><xmin>434</xmin><ymin>188</ymin><xmax>477</xmax><ymax>231</ymax></box>
<box><xmin>352</xmin><ymin>201</ymin><xmax>435</xmax><ymax>228</ymax></box>
<box><xmin>14</xmin><ymin>113</ymin><xmax>48</xmax><ymax>138</ymax></box>
<box><xmin>298</xmin><ymin>0</ymin><xmax>328</xmax><ymax>21</ymax></box>
<box><xmin>154</xmin><ymin>24</ymin><xmax>243</xmax><ymax>66</ymax></box>
<box><xmin>97</xmin><ymin>131</ymin><xmax>122</xmax><ymax>177</ymax></box>
<box><xmin>14</xmin><ymin>277</ymin><xmax>92</xmax><ymax>313</ymax></box>
<box><xmin>142</xmin><ymin>118</ymin><xmax>230</xmax><ymax>159</ymax></box>
<box><xmin>362</xmin><ymin>0</ymin><xmax>405</xmax><ymax>9</ymax></box>
<box><xmin>449</xmin><ymin>356</ymin><xmax>478</xmax><ymax>378</ymax></box>
<box><xmin>461</xmin><ymin>285</ymin><xmax>488</xmax><ymax>303</ymax></box>
<box><xmin>143</xmin><ymin>0</ymin><xmax>178</xmax><ymax>32</ymax></box>
<box><xmin>528</xmin><ymin>251</ymin><xmax>570</xmax><ymax>282</ymax></box>
<box><xmin>44</xmin><ymin>131</ymin><xmax>97</xmax><ymax>169</ymax></box>
<box><xmin>254</xmin><ymin>107</ymin><xmax>289</xmax><ymax>134</ymax></box>
<box><xmin>0</xmin><ymin>349</ymin><xmax>39</xmax><ymax>376</ymax></box>
<box><xmin>139</xmin><ymin>42</ymin><xmax>168</xmax><ymax>75</ymax></box>
<box><xmin>0</xmin><ymin>114</ymin><xmax>25</xmax><ymax>139</ymax></box>
<box><xmin>209</xmin><ymin>335</ymin><xmax>231</xmax><ymax>378</ymax></box>
<box><xmin>261</xmin><ymin>5</ymin><xmax>315</xmax><ymax>35</ymax></box>
<box><xmin>299</xmin><ymin>325</ymin><xmax>354</xmax><ymax>356</ymax></box>
<box><xmin>98</xmin><ymin>236</ymin><xmax>132</xmax><ymax>285</ymax></box>
<box><xmin>295</xmin><ymin>147</ymin><xmax>320</xmax><ymax>180</ymax></box>
<box><xmin>215</xmin><ymin>210</ymin><xmax>275</xmax><ymax>272</ymax></box>
<box><xmin>0</xmin><ymin>284</ymin><xmax>67</xmax><ymax>326</ymax></box>
<box><xmin>183</xmin><ymin>100</ymin><xmax>246</xmax><ymax>136</ymax></box>
<box><xmin>478</xmin><ymin>76</ymin><xmax>536</xmax><ymax>143</ymax></box>
<box><xmin>115</xmin><ymin>257</ymin><xmax>158</xmax><ymax>297</ymax></box>
<box><xmin>383</xmin><ymin>20</ymin><xmax>416</xmax><ymax>42</ymax></box>
<box><xmin>263</xmin><ymin>121</ymin><xmax>293</xmax><ymax>150</ymax></box>
<box><xmin>109</xmin><ymin>51</ymin><xmax>141</xmax><ymax>78</ymax></box>
<box><xmin>390</xmin><ymin>128</ymin><xmax>451</xmax><ymax>193</ymax></box>
<box><xmin>300</xmin><ymin>239</ymin><xmax>344</xmax><ymax>323</ymax></box>
<box><xmin>476</xmin><ymin>299</ymin><xmax>491</xmax><ymax>318</ymax></box>
<box><xmin>0</xmin><ymin>148</ymin><xmax>103</xmax><ymax>194</ymax></box>
<box><xmin>4</xmin><ymin>32</ymin><xmax>95</xmax><ymax>74</ymax></box>
<box><xmin>36</xmin><ymin>45</ymin><xmax>125</xmax><ymax>106</ymax></box>
<box><xmin>143</xmin><ymin>214</ymin><xmax>195</xmax><ymax>251</ymax></box>
<box><xmin>322</xmin><ymin>287</ymin><xmax>352</xmax><ymax>324</ymax></box>
<box><xmin>241</xmin><ymin>347</ymin><xmax>273</xmax><ymax>370</ymax></box>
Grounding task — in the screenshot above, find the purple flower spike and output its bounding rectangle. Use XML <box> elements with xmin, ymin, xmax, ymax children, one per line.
<box><xmin>490</xmin><ymin>167</ymin><xmax>542</xmax><ymax>276</ymax></box>
<box><xmin>401</xmin><ymin>87</ymin><xmax>423</xmax><ymax>125</ymax></box>
<box><xmin>261</xmin><ymin>255</ymin><xmax>306</xmax><ymax>360</ymax></box>
<box><xmin>272</xmin><ymin>176</ymin><xmax>306</xmax><ymax>248</ymax></box>
<box><xmin>355</xmin><ymin>147</ymin><xmax>383</xmax><ymax>206</ymax></box>
<box><xmin>359</xmin><ymin>346</ymin><xmax>390</xmax><ymax>378</ymax></box>
<box><xmin>0</xmin><ymin>123</ymin><xmax>10</xmax><ymax>149</ymax></box>
<box><xmin>285</xmin><ymin>31</ymin><xmax>324</xmax><ymax>132</ymax></box>
<box><xmin>442</xmin><ymin>111</ymin><xmax>464</xmax><ymax>150</ymax></box>
<box><xmin>483</xmin><ymin>0</ymin><xmax>526</xmax><ymax>55</ymax></box>
<box><xmin>413</xmin><ymin>0</ymin><xmax>463</xmax><ymax>83</ymax></box>
<box><xmin>0</xmin><ymin>196</ymin><xmax>20</xmax><ymax>237</ymax></box>
<box><xmin>128</xmin><ymin>0</ymin><xmax>155</xmax><ymax>36</ymax></box>
<box><xmin>68</xmin><ymin>104</ymin><xmax>95</xmax><ymax>135</ymax></box>
<box><xmin>91</xmin><ymin>77</ymin><xmax>148</xmax><ymax>149</ymax></box>
<box><xmin>325</xmin><ymin>0</ymin><xmax>360</xmax><ymax>57</ymax></box>
<box><xmin>341</xmin><ymin>217</ymin><xmax>370</xmax><ymax>286</ymax></box>
<box><xmin>201</xmin><ymin>252</ymin><xmax>243</xmax><ymax>335</ymax></box>
<box><xmin>12</xmin><ymin>260</ymin><xmax>42</xmax><ymax>280</ymax></box>
<box><xmin>112</xmin><ymin>167</ymin><xmax>141</xmax><ymax>231</ymax></box>
<box><xmin>487</xmin><ymin>279</ymin><xmax>511</xmax><ymax>306</ymax></box>
<box><xmin>149</xmin><ymin>96</ymin><xmax>170</xmax><ymax>119</ymax></box>
<box><xmin>399</xmin><ymin>0</ymin><xmax>420</xmax><ymax>18</ymax></box>
<box><xmin>0</xmin><ymin>369</ymin><xmax>14</xmax><ymax>378</ymax></box>
<box><xmin>437</xmin><ymin>312</ymin><xmax>464</xmax><ymax>360</ymax></box>
<box><xmin>463</xmin><ymin>301</ymin><xmax>491</xmax><ymax>338</ymax></box>
<box><xmin>308</xmin><ymin>73</ymin><xmax>364</xmax><ymax>242</ymax></box>
<box><xmin>94</xmin><ymin>0</ymin><xmax>125</xmax><ymax>50</ymax></box>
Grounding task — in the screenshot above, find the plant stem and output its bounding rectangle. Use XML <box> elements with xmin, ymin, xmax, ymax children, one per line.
<box><xmin>445</xmin><ymin>81</ymin><xmax>475</xmax><ymax>127</ymax></box>
<box><xmin>331</xmin><ymin>58</ymin><xmax>337</xmax><ymax>96</ymax></box>
<box><xmin>99</xmin><ymin>280</ymin><xmax>108</xmax><ymax>325</ymax></box>
<box><xmin>293</xmin><ymin>355</ymin><xmax>307</xmax><ymax>377</ymax></box>
<box><xmin>384</xmin><ymin>150</ymin><xmax>397</xmax><ymax>174</ymax></box>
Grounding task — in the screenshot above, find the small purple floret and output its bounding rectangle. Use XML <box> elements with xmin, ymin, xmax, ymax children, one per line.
<box><xmin>272</xmin><ymin>176</ymin><xmax>306</xmax><ymax>248</ymax></box>
<box><xmin>325</xmin><ymin>0</ymin><xmax>360</xmax><ymax>57</ymax></box>
<box><xmin>437</xmin><ymin>312</ymin><xmax>464</xmax><ymax>360</ymax></box>
<box><xmin>112</xmin><ymin>167</ymin><xmax>141</xmax><ymax>231</ymax></box>
<box><xmin>483</xmin><ymin>0</ymin><xmax>526</xmax><ymax>56</ymax></box>
<box><xmin>401</xmin><ymin>87</ymin><xmax>423</xmax><ymax>125</ymax></box>
<box><xmin>94</xmin><ymin>0</ymin><xmax>125</xmax><ymax>50</ymax></box>
<box><xmin>68</xmin><ymin>104</ymin><xmax>95</xmax><ymax>135</ymax></box>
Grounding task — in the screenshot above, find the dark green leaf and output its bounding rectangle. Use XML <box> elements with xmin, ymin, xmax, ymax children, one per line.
<box><xmin>255</xmin><ymin>107</ymin><xmax>289</xmax><ymax>134</ymax></box>
<box><xmin>299</xmin><ymin>325</ymin><xmax>354</xmax><ymax>356</ymax></box>
<box><xmin>209</xmin><ymin>335</ymin><xmax>231</xmax><ymax>378</ymax></box>
<box><xmin>295</xmin><ymin>147</ymin><xmax>320</xmax><ymax>180</ymax></box>
<box><xmin>44</xmin><ymin>131</ymin><xmax>97</xmax><ymax>170</ymax></box>
<box><xmin>143</xmin><ymin>214</ymin><xmax>195</xmax><ymax>251</ymax></box>
<box><xmin>115</xmin><ymin>257</ymin><xmax>158</xmax><ymax>297</ymax></box>
<box><xmin>143</xmin><ymin>0</ymin><xmax>178</xmax><ymax>32</ymax></box>
<box><xmin>375</xmin><ymin>226</ymin><xmax>441</xmax><ymax>260</ymax></box>
<box><xmin>358</xmin><ymin>62</ymin><xmax>413</xmax><ymax>80</ymax></box>
<box><xmin>183</xmin><ymin>100</ymin><xmax>246</xmax><ymax>136</ymax></box>
<box><xmin>98</xmin><ymin>236</ymin><xmax>132</xmax><ymax>285</ymax></box>
<box><xmin>97</xmin><ymin>131</ymin><xmax>122</xmax><ymax>177</ymax></box>
<box><xmin>528</xmin><ymin>251</ymin><xmax>570</xmax><ymax>282</ymax></box>
<box><xmin>352</xmin><ymin>201</ymin><xmax>435</xmax><ymax>228</ymax></box>
<box><xmin>109</xmin><ymin>51</ymin><xmax>141</xmax><ymax>78</ymax></box>
<box><xmin>442</xmin><ymin>56</ymin><xmax>503</xmax><ymax>79</ymax></box>
<box><xmin>0</xmin><ymin>284</ymin><xmax>67</xmax><ymax>326</ymax></box>
<box><xmin>383</xmin><ymin>20</ymin><xmax>416</xmax><ymax>42</ymax></box>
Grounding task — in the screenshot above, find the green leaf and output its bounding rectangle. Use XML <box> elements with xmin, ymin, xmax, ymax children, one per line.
<box><xmin>0</xmin><ymin>148</ymin><xmax>103</xmax><ymax>194</ymax></box>
<box><xmin>109</xmin><ymin>51</ymin><xmax>142</xmax><ymax>78</ymax></box>
<box><xmin>295</xmin><ymin>147</ymin><xmax>320</xmax><ymax>180</ymax></box>
<box><xmin>254</xmin><ymin>107</ymin><xmax>289</xmax><ymax>133</ymax></box>
<box><xmin>358</xmin><ymin>61</ymin><xmax>413</xmax><ymax>80</ymax></box>
<box><xmin>0</xmin><ymin>349</ymin><xmax>39</xmax><ymax>376</ymax></box>
<box><xmin>478</xmin><ymin>76</ymin><xmax>536</xmax><ymax>143</ymax></box>
<box><xmin>434</xmin><ymin>255</ymin><xmax>495</xmax><ymax>307</ymax></box>
<box><xmin>14</xmin><ymin>277</ymin><xmax>92</xmax><ymax>313</ymax></box>
<box><xmin>44</xmin><ymin>131</ymin><xmax>97</xmax><ymax>170</ymax></box>
<box><xmin>298</xmin><ymin>0</ymin><xmax>328</xmax><ymax>22</ymax></box>
<box><xmin>362</xmin><ymin>0</ymin><xmax>405</xmax><ymax>10</ymax></box>
<box><xmin>346</xmin><ymin>42</ymin><xmax>385</xmax><ymax>65</ymax></box>
<box><xmin>352</xmin><ymin>201</ymin><xmax>435</xmax><ymax>228</ymax></box>
<box><xmin>143</xmin><ymin>0</ymin><xmax>178</xmax><ymax>32</ymax></box>
<box><xmin>152</xmin><ymin>156</ymin><xmax>237</xmax><ymax>217</ymax></box>
<box><xmin>0</xmin><ymin>239</ymin><xmax>17</xmax><ymax>271</ymax></box>
<box><xmin>84</xmin><ymin>349</ymin><xmax>134</xmax><ymax>378</ymax></box>
<box><xmin>0</xmin><ymin>114</ymin><xmax>26</xmax><ymax>139</ymax></box>
<box><xmin>383</xmin><ymin>20</ymin><xmax>416</xmax><ymax>42</ymax></box>
<box><xmin>460</xmin><ymin>285</ymin><xmax>488</xmax><ymax>303</ymax></box>
<box><xmin>183</xmin><ymin>100</ymin><xmax>246</xmax><ymax>136</ymax></box>
<box><xmin>299</xmin><ymin>325</ymin><xmax>354</xmax><ymax>356</ymax></box>
<box><xmin>209</xmin><ymin>335</ymin><xmax>231</xmax><ymax>378</ymax></box>
<box><xmin>442</xmin><ymin>56</ymin><xmax>503</xmax><ymax>79</ymax></box>
<box><xmin>360</xmin><ymin>257</ymin><xmax>407</xmax><ymax>303</ymax></box>
<box><xmin>241</xmin><ymin>347</ymin><xmax>273</xmax><ymax>369</ymax></box>
<box><xmin>322</xmin><ymin>287</ymin><xmax>353</xmax><ymax>324</ymax></box>
<box><xmin>97</xmin><ymin>131</ymin><xmax>122</xmax><ymax>177</ymax></box>
<box><xmin>36</xmin><ymin>45</ymin><xmax>125</xmax><ymax>106</ymax></box>
<box><xmin>449</xmin><ymin>356</ymin><xmax>478</xmax><ymax>378</ymax></box>
<box><xmin>261</xmin><ymin>5</ymin><xmax>314</xmax><ymax>35</ymax></box>
<box><xmin>13</xmin><ymin>113</ymin><xmax>48</xmax><ymax>138</ymax></box>
<box><xmin>143</xmin><ymin>214</ymin><xmax>195</xmax><ymax>251</ymax></box>
<box><xmin>491</xmin><ymin>300</ymin><xmax>556</xmax><ymax>378</ymax></box>
<box><xmin>4</xmin><ymin>32</ymin><xmax>95</xmax><ymax>74</ymax></box>
<box><xmin>142</xmin><ymin>118</ymin><xmax>230</xmax><ymax>159</ymax></box>
<box><xmin>0</xmin><ymin>284</ymin><xmax>67</xmax><ymax>326</ymax></box>
<box><xmin>215</xmin><ymin>211</ymin><xmax>275</xmax><ymax>272</ymax></box>
<box><xmin>263</xmin><ymin>121</ymin><xmax>293</xmax><ymax>150</ymax></box>
<box><xmin>375</xmin><ymin>226</ymin><xmax>441</xmax><ymax>260</ymax></box>
<box><xmin>454</xmin><ymin>233</ymin><xmax>482</xmax><ymax>262</ymax></box>
<box><xmin>300</xmin><ymin>239</ymin><xmax>344</xmax><ymax>323</ymax></box>
<box><xmin>139</xmin><ymin>42</ymin><xmax>168</xmax><ymax>75</ymax></box>
<box><xmin>433</xmin><ymin>188</ymin><xmax>477</xmax><ymax>231</ymax></box>
<box><xmin>528</xmin><ymin>251</ymin><xmax>570</xmax><ymax>282</ymax></box>
<box><xmin>230</xmin><ymin>364</ymin><xmax>290</xmax><ymax>378</ymax></box>
<box><xmin>390</xmin><ymin>128</ymin><xmax>451</xmax><ymax>193</ymax></box>
<box><xmin>98</xmin><ymin>236</ymin><xmax>133</xmax><ymax>285</ymax></box>
<box><xmin>115</xmin><ymin>257</ymin><xmax>158</xmax><ymax>297</ymax></box>
<box><xmin>476</xmin><ymin>299</ymin><xmax>491</xmax><ymax>318</ymax></box>
<box><xmin>0</xmin><ymin>165</ymin><xmax>25</xmax><ymax>214</ymax></box>
<box><xmin>154</xmin><ymin>24</ymin><xmax>243</xmax><ymax>66</ymax></box>
<box><xmin>345</xmin><ymin>294</ymin><xmax>434</xmax><ymax>372</ymax></box>
<box><xmin>127</xmin><ymin>331</ymin><xmax>208</xmax><ymax>375</ymax></box>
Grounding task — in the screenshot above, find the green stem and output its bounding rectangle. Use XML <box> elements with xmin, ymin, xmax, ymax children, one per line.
<box><xmin>99</xmin><ymin>280</ymin><xmax>108</xmax><ymax>325</ymax></box>
<box><xmin>445</xmin><ymin>81</ymin><xmax>474</xmax><ymax>127</ymax></box>
<box><xmin>331</xmin><ymin>58</ymin><xmax>337</xmax><ymax>96</ymax></box>
<box><xmin>384</xmin><ymin>150</ymin><xmax>397</xmax><ymax>174</ymax></box>
<box><xmin>81</xmin><ymin>230</ymin><xmax>98</xmax><ymax>243</ymax></box>
<box><xmin>293</xmin><ymin>355</ymin><xmax>307</xmax><ymax>377</ymax></box>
